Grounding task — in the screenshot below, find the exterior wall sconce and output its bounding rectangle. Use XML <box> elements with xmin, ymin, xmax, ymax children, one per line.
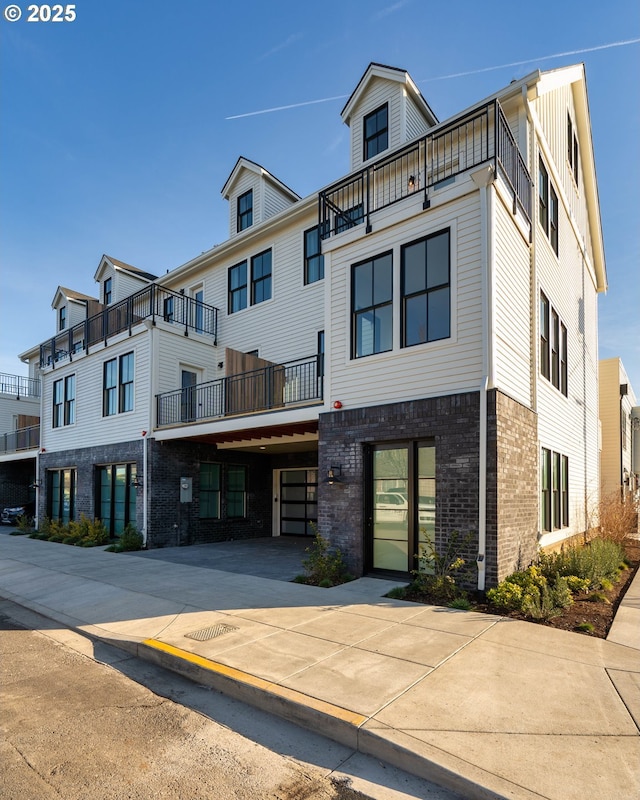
<box><xmin>131</xmin><ymin>477</ymin><xmax>143</xmax><ymax>488</ymax></box>
<box><xmin>408</xmin><ymin>174</ymin><xmax>421</xmax><ymax>191</ymax></box>
<box><xmin>30</xmin><ymin>481</ymin><xmax>41</xmax><ymax>490</ymax></box>
<box><xmin>323</xmin><ymin>466</ymin><xmax>343</xmax><ymax>485</ymax></box>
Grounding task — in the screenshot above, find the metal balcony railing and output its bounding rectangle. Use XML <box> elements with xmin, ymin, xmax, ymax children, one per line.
<box><xmin>157</xmin><ymin>355</ymin><xmax>323</xmax><ymax>427</ymax></box>
<box><xmin>319</xmin><ymin>99</ymin><xmax>532</xmax><ymax>239</ymax></box>
<box><xmin>0</xmin><ymin>373</ymin><xmax>41</xmax><ymax>398</ymax></box>
<box><xmin>39</xmin><ymin>284</ymin><xmax>219</xmax><ymax>368</ymax></box>
<box><xmin>0</xmin><ymin>425</ymin><xmax>40</xmax><ymax>455</ymax></box>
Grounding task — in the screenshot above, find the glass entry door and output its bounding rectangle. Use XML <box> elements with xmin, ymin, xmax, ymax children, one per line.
<box><xmin>369</xmin><ymin>443</ymin><xmax>435</xmax><ymax>572</ymax></box>
<box><xmin>279</xmin><ymin>469</ymin><xmax>318</xmax><ymax>535</ymax></box>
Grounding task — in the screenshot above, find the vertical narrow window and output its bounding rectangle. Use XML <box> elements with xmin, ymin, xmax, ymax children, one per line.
<box><xmin>47</xmin><ymin>468</ymin><xmax>76</xmax><ymax>523</ymax></box>
<box><xmin>363</xmin><ymin>104</ymin><xmax>388</xmax><ymax>161</ymax></box>
<box><xmin>99</xmin><ymin>463</ymin><xmax>136</xmax><ymax>536</ymax></box>
<box><xmin>568</xmin><ymin>114</ymin><xmax>579</xmax><ymax>187</ymax></box>
<box><xmin>317</xmin><ymin>330</ymin><xmax>325</xmax><ymax>380</ymax></box>
<box><xmin>540</xmin><ymin>293</ymin><xmax>550</xmax><ymax>380</ymax></box>
<box><xmin>193</xmin><ymin>288</ymin><xmax>204</xmax><ymax>332</ymax></box>
<box><xmin>53</xmin><ymin>379</ymin><xmax>64</xmax><ymax>428</ymax></box>
<box><xmin>561</xmin><ymin>455</ymin><xmax>569</xmax><ymax>527</ymax></box>
<box><xmin>401</xmin><ymin>230</ymin><xmax>450</xmax><ymax>347</ymax></box>
<box><xmin>541</xmin><ymin>447</ymin><xmax>551</xmax><ymax>532</ymax></box>
<box><xmin>251</xmin><ymin>249</ymin><xmax>272</xmax><ymax>304</ymax></box>
<box><xmin>228</xmin><ymin>261</ymin><xmax>247</xmax><ymax>313</ymax></box>
<box><xmin>538</xmin><ymin>158</ymin><xmax>549</xmax><ymax>234</ymax></box>
<box><xmin>552</xmin><ymin>451</ymin><xmax>561</xmax><ymax>530</ymax></box>
<box><xmin>119</xmin><ymin>353</ymin><xmax>134</xmax><ymax>412</ymax></box>
<box><xmin>304</xmin><ymin>225</ymin><xmax>325</xmax><ymax>284</ymax></box>
<box><xmin>560</xmin><ymin>323</ymin><xmax>568</xmax><ymax>396</ymax></box>
<box><xmin>104</xmin><ymin>277</ymin><xmax>112</xmax><ymax>305</ymax></box>
<box><xmin>226</xmin><ymin>465</ymin><xmax>246</xmax><ymax>518</ymax></box>
<box><xmin>549</xmin><ymin>185</ymin><xmax>559</xmax><ymax>255</ymax></box>
<box><xmin>64</xmin><ymin>375</ymin><xmax>75</xmax><ymax>425</ymax></box>
<box><xmin>551</xmin><ymin>309</ymin><xmax>560</xmax><ymax>389</ymax></box>
<box><xmin>199</xmin><ymin>463</ymin><xmax>220</xmax><ymax>519</ymax></box>
<box><xmin>352</xmin><ymin>252</ymin><xmax>393</xmax><ymax>358</ymax></box>
<box><xmin>103</xmin><ymin>358</ymin><xmax>117</xmax><ymax>416</ymax></box>
<box><xmin>237</xmin><ymin>190</ymin><xmax>253</xmax><ymax>232</ymax></box>
<box><xmin>163</xmin><ymin>296</ymin><xmax>174</xmax><ymax>323</ymax></box>
<box><xmin>181</xmin><ymin>369</ymin><xmax>197</xmax><ymax>422</ymax></box>
<box><xmin>59</xmin><ymin>306</ymin><xmax>67</xmax><ymax>331</ymax></box>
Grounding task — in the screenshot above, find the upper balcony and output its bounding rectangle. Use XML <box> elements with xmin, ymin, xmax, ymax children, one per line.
<box><xmin>39</xmin><ymin>284</ymin><xmax>219</xmax><ymax>368</ymax></box>
<box><xmin>0</xmin><ymin>373</ymin><xmax>41</xmax><ymax>399</ymax></box>
<box><xmin>0</xmin><ymin>424</ymin><xmax>40</xmax><ymax>455</ymax></box>
<box><xmin>156</xmin><ymin>354</ymin><xmax>323</xmax><ymax>429</ymax></box>
<box><xmin>320</xmin><ymin>99</ymin><xmax>532</xmax><ymax>239</ymax></box>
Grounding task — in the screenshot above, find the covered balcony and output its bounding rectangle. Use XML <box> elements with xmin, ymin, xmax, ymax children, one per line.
<box><xmin>319</xmin><ymin>99</ymin><xmax>532</xmax><ymax>239</ymax></box>
<box><xmin>39</xmin><ymin>284</ymin><xmax>219</xmax><ymax>368</ymax></box>
<box><xmin>0</xmin><ymin>425</ymin><xmax>40</xmax><ymax>455</ymax></box>
<box><xmin>156</xmin><ymin>353</ymin><xmax>323</xmax><ymax>428</ymax></box>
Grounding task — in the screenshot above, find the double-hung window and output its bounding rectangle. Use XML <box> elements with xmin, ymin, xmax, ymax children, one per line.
<box><xmin>539</xmin><ymin>157</ymin><xmax>559</xmax><ymax>255</ymax></box>
<box><xmin>103</xmin><ymin>353</ymin><xmax>134</xmax><ymax>416</ymax></box>
<box><xmin>352</xmin><ymin>252</ymin><xmax>393</xmax><ymax>358</ymax></box>
<box><xmin>304</xmin><ymin>225</ymin><xmax>325</xmax><ymax>284</ymax></box>
<box><xmin>237</xmin><ymin>190</ymin><xmax>253</xmax><ymax>232</ymax></box>
<box><xmin>226</xmin><ymin>465</ymin><xmax>247</xmax><ymax>518</ymax></box>
<box><xmin>59</xmin><ymin>306</ymin><xmax>66</xmax><ymax>331</ymax></box>
<box><xmin>229</xmin><ymin>261</ymin><xmax>248</xmax><ymax>313</ymax></box>
<box><xmin>401</xmin><ymin>229</ymin><xmax>450</xmax><ymax>347</ymax></box>
<box><xmin>541</xmin><ymin>448</ymin><xmax>569</xmax><ymax>532</ymax></box>
<box><xmin>364</xmin><ymin>104</ymin><xmax>388</xmax><ymax>161</ymax></box>
<box><xmin>251</xmin><ymin>250</ymin><xmax>272</xmax><ymax>304</ymax></box>
<box><xmin>199</xmin><ymin>463</ymin><xmax>221</xmax><ymax>519</ymax></box>
<box><xmin>53</xmin><ymin>375</ymin><xmax>75</xmax><ymax>428</ymax></box>
<box><xmin>540</xmin><ymin>292</ymin><xmax>567</xmax><ymax>396</ymax></box>
<box><xmin>567</xmin><ymin>114</ymin><xmax>579</xmax><ymax>187</ymax></box>
<box><xmin>104</xmin><ymin>277</ymin><xmax>112</xmax><ymax>305</ymax></box>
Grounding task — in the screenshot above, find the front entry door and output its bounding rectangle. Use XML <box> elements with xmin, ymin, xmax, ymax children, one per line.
<box><xmin>279</xmin><ymin>469</ymin><xmax>318</xmax><ymax>535</ymax></box>
<box><xmin>368</xmin><ymin>443</ymin><xmax>435</xmax><ymax>573</ymax></box>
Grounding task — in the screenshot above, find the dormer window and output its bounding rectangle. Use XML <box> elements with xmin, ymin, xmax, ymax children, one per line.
<box><xmin>364</xmin><ymin>104</ymin><xmax>388</xmax><ymax>161</ymax></box>
<box><xmin>237</xmin><ymin>190</ymin><xmax>253</xmax><ymax>232</ymax></box>
<box><xmin>104</xmin><ymin>277</ymin><xmax>112</xmax><ymax>305</ymax></box>
<box><xmin>59</xmin><ymin>306</ymin><xmax>67</xmax><ymax>331</ymax></box>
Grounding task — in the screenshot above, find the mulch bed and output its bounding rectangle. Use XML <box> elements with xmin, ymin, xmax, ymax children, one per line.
<box><xmin>402</xmin><ymin>540</ymin><xmax>640</xmax><ymax>639</ymax></box>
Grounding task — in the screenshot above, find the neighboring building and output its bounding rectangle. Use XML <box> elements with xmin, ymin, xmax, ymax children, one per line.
<box><xmin>0</xmin><ymin>367</ymin><xmax>40</xmax><ymax>510</ymax></box>
<box><xmin>599</xmin><ymin>358</ymin><xmax>638</xmax><ymax>500</ymax></box>
<box><xmin>15</xmin><ymin>62</ymin><xmax>606</xmax><ymax>588</ymax></box>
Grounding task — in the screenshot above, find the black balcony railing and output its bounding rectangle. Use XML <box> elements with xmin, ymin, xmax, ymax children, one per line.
<box><xmin>157</xmin><ymin>355</ymin><xmax>323</xmax><ymax>427</ymax></box>
<box><xmin>0</xmin><ymin>425</ymin><xmax>40</xmax><ymax>455</ymax></box>
<box><xmin>320</xmin><ymin>99</ymin><xmax>532</xmax><ymax>239</ymax></box>
<box><xmin>39</xmin><ymin>284</ymin><xmax>219</xmax><ymax>368</ymax></box>
<box><xmin>0</xmin><ymin>373</ymin><xmax>41</xmax><ymax>398</ymax></box>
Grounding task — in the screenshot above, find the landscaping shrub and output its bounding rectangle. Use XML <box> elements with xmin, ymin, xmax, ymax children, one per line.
<box><xmin>106</xmin><ymin>524</ymin><xmax>143</xmax><ymax>552</ymax></box>
<box><xmin>409</xmin><ymin>531</ymin><xmax>475</xmax><ymax>602</ymax></box>
<box><xmin>294</xmin><ymin>530</ymin><xmax>353</xmax><ymax>587</ymax></box>
<box><xmin>539</xmin><ymin>538</ymin><xmax>624</xmax><ymax>589</ymax></box>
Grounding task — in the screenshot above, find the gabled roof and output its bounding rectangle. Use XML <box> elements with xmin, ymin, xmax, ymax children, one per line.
<box><xmin>341</xmin><ymin>62</ymin><xmax>438</xmax><ymax>127</ymax></box>
<box><xmin>221</xmin><ymin>157</ymin><xmax>300</xmax><ymax>201</ymax></box>
<box><xmin>51</xmin><ymin>285</ymin><xmax>98</xmax><ymax>309</ymax></box>
<box><xmin>93</xmin><ymin>254</ymin><xmax>158</xmax><ymax>283</ymax></box>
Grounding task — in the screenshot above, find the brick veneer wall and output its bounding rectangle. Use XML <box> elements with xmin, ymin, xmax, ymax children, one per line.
<box><xmin>0</xmin><ymin>460</ymin><xmax>36</xmax><ymax>509</ymax></box>
<box><xmin>318</xmin><ymin>392</ymin><xmax>481</xmax><ymax>578</ymax></box>
<box><xmin>146</xmin><ymin>439</ymin><xmax>273</xmax><ymax>547</ymax></box>
<box><xmin>486</xmin><ymin>389</ymin><xmax>539</xmax><ymax>585</ymax></box>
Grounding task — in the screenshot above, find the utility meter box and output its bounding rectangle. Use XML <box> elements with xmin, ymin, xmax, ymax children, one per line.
<box><xmin>180</xmin><ymin>477</ymin><xmax>192</xmax><ymax>503</ymax></box>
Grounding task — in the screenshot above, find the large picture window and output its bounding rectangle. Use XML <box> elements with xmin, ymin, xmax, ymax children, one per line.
<box><xmin>99</xmin><ymin>463</ymin><xmax>137</xmax><ymax>537</ymax></box>
<box><xmin>47</xmin><ymin>468</ymin><xmax>77</xmax><ymax>524</ymax></box>
<box><xmin>352</xmin><ymin>252</ymin><xmax>393</xmax><ymax>358</ymax></box>
<box><xmin>401</xmin><ymin>229</ymin><xmax>450</xmax><ymax>347</ymax></box>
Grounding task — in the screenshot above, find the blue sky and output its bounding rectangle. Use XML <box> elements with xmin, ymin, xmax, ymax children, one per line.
<box><xmin>1</xmin><ymin>0</ymin><xmax>639</xmax><ymax>391</ymax></box>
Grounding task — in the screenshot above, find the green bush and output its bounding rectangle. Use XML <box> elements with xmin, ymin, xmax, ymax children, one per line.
<box><xmin>539</xmin><ymin>538</ymin><xmax>624</xmax><ymax>590</ymax></box>
<box><xmin>487</xmin><ymin>567</ymin><xmax>573</xmax><ymax>619</ymax></box>
<box><xmin>115</xmin><ymin>524</ymin><xmax>144</xmax><ymax>552</ymax></box>
<box><xmin>298</xmin><ymin>531</ymin><xmax>353</xmax><ymax>587</ymax></box>
<box><xmin>411</xmin><ymin>530</ymin><xmax>475</xmax><ymax>602</ymax></box>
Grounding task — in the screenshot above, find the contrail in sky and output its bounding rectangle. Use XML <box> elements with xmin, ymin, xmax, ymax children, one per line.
<box><xmin>225</xmin><ymin>37</ymin><xmax>640</xmax><ymax>120</ymax></box>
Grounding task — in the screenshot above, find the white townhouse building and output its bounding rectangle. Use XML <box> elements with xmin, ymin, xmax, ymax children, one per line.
<box><xmin>12</xmin><ymin>62</ymin><xmax>606</xmax><ymax>588</ymax></box>
<box><xmin>599</xmin><ymin>358</ymin><xmax>638</xmax><ymax>501</ymax></box>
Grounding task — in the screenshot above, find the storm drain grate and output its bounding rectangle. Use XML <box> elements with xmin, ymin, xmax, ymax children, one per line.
<box><xmin>185</xmin><ymin>623</ymin><xmax>239</xmax><ymax>642</ymax></box>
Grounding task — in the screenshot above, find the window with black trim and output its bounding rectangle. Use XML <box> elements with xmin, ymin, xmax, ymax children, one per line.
<box><xmin>163</xmin><ymin>296</ymin><xmax>174</xmax><ymax>323</ymax></box>
<box><xmin>401</xmin><ymin>229</ymin><xmax>450</xmax><ymax>347</ymax></box>
<box><xmin>104</xmin><ymin>277</ymin><xmax>112</xmax><ymax>305</ymax></box>
<box><xmin>352</xmin><ymin>252</ymin><xmax>393</xmax><ymax>358</ymax></box>
<box><xmin>59</xmin><ymin>306</ymin><xmax>66</xmax><ymax>331</ymax></box>
<box><xmin>567</xmin><ymin>114</ymin><xmax>579</xmax><ymax>187</ymax></box>
<box><xmin>335</xmin><ymin>203</ymin><xmax>364</xmax><ymax>234</ymax></box>
<box><xmin>251</xmin><ymin>250</ymin><xmax>272</xmax><ymax>304</ymax></box>
<box><xmin>53</xmin><ymin>374</ymin><xmax>75</xmax><ymax>428</ymax></box>
<box><xmin>228</xmin><ymin>261</ymin><xmax>247</xmax><ymax>313</ymax></box>
<box><xmin>47</xmin><ymin>468</ymin><xmax>77</xmax><ymax>524</ymax></box>
<box><xmin>304</xmin><ymin>225</ymin><xmax>325</xmax><ymax>284</ymax></box>
<box><xmin>539</xmin><ymin>157</ymin><xmax>559</xmax><ymax>255</ymax></box>
<box><xmin>199</xmin><ymin>463</ymin><xmax>221</xmax><ymax>519</ymax></box>
<box><xmin>226</xmin><ymin>465</ymin><xmax>246</xmax><ymax>518</ymax></box>
<box><xmin>541</xmin><ymin>448</ymin><xmax>569</xmax><ymax>532</ymax></box>
<box><xmin>540</xmin><ymin>292</ymin><xmax>567</xmax><ymax>396</ymax></box>
<box><xmin>364</xmin><ymin>104</ymin><xmax>388</xmax><ymax>161</ymax></box>
<box><xmin>237</xmin><ymin>190</ymin><xmax>253</xmax><ymax>232</ymax></box>
<box><xmin>103</xmin><ymin>353</ymin><xmax>134</xmax><ymax>416</ymax></box>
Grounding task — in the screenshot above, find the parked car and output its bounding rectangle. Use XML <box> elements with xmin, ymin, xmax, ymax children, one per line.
<box><xmin>1</xmin><ymin>503</ymin><xmax>34</xmax><ymax>526</ymax></box>
<box><xmin>375</xmin><ymin>492</ymin><xmax>408</xmax><ymax>522</ymax></box>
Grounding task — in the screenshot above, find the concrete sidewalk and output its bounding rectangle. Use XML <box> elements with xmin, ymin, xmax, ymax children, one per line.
<box><xmin>0</xmin><ymin>534</ymin><xmax>638</xmax><ymax>800</ymax></box>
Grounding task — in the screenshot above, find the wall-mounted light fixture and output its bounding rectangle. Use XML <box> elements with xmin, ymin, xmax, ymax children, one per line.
<box><xmin>408</xmin><ymin>175</ymin><xmax>416</xmax><ymax>190</ymax></box>
<box><xmin>30</xmin><ymin>481</ymin><xmax>41</xmax><ymax>490</ymax></box>
<box><xmin>218</xmin><ymin>362</ymin><xmax>224</xmax><ymax>369</ymax></box>
<box><xmin>131</xmin><ymin>476</ymin><xmax>143</xmax><ymax>489</ymax></box>
<box><xmin>323</xmin><ymin>466</ymin><xmax>343</xmax><ymax>485</ymax></box>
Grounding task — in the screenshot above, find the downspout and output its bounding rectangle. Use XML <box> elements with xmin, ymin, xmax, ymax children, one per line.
<box><xmin>142</xmin><ymin>430</ymin><xmax>148</xmax><ymax>547</ymax></box>
<box><xmin>472</xmin><ymin>164</ymin><xmax>496</xmax><ymax>592</ymax></box>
